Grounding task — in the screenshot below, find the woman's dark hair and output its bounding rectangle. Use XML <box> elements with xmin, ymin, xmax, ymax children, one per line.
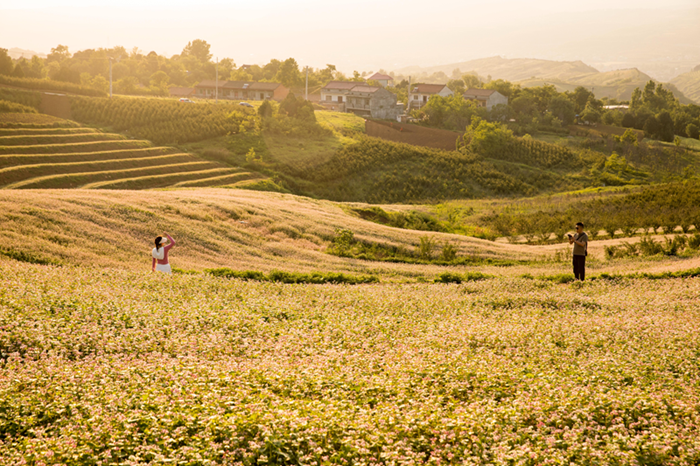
<box><xmin>155</xmin><ymin>236</ymin><xmax>163</xmax><ymax>249</ymax></box>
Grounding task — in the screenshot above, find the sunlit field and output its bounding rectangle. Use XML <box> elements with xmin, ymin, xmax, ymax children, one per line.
<box><xmin>2</xmin><ymin>260</ymin><xmax>700</xmax><ymax>464</ymax></box>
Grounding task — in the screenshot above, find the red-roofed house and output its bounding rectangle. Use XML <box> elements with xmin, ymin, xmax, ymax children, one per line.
<box><xmin>194</xmin><ymin>80</ymin><xmax>289</xmax><ymax>101</ymax></box>
<box><xmin>408</xmin><ymin>84</ymin><xmax>453</xmax><ymax>109</ymax></box>
<box><xmin>321</xmin><ymin>81</ymin><xmax>403</xmax><ymax>120</ymax></box>
<box><xmin>367</xmin><ymin>72</ymin><xmax>394</xmax><ymax>88</ymax></box>
<box><xmin>463</xmin><ymin>88</ymin><xmax>508</xmax><ymax>110</ymax></box>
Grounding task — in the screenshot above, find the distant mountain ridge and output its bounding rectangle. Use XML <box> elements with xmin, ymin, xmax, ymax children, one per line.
<box><xmin>671</xmin><ymin>67</ymin><xmax>700</xmax><ymax>105</ymax></box>
<box><xmin>7</xmin><ymin>48</ymin><xmax>47</xmax><ymax>60</ymax></box>
<box><xmin>393</xmin><ymin>56</ymin><xmax>697</xmax><ymax>104</ymax></box>
<box><xmin>395</xmin><ymin>57</ymin><xmax>599</xmax><ymax>83</ymax></box>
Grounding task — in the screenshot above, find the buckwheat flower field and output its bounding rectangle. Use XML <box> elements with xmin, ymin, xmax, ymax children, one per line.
<box><xmin>2</xmin><ymin>261</ymin><xmax>700</xmax><ymax>465</ymax></box>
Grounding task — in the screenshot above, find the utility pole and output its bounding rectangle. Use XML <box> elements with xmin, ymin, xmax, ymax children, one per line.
<box><xmin>215</xmin><ymin>57</ymin><xmax>218</xmax><ymax>103</ymax></box>
<box><xmin>305</xmin><ymin>66</ymin><xmax>309</xmax><ymax>101</ymax></box>
<box><xmin>109</xmin><ymin>58</ymin><xmax>113</xmax><ymax>98</ymax></box>
<box><xmin>407</xmin><ymin>76</ymin><xmax>411</xmax><ymax>113</ymax></box>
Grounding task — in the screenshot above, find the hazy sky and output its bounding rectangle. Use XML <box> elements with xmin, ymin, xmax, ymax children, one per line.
<box><xmin>2</xmin><ymin>0</ymin><xmax>699</xmax><ymax>76</ymax></box>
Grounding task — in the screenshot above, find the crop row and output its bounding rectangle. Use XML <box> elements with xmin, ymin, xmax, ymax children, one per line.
<box><xmin>0</xmin><ymin>127</ymin><xmax>100</xmax><ymax>136</ymax></box>
<box><xmin>0</xmin><ymin>132</ymin><xmax>124</xmax><ymax>146</ymax></box>
<box><xmin>7</xmin><ymin>160</ymin><xmax>221</xmax><ymax>189</ymax></box>
<box><xmin>483</xmin><ymin>180</ymin><xmax>700</xmax><ymax>241</ymax></box>
<box><xmin>0</xmin><ymin>139</ymin><xmax>151</xmax><ymax>155</ymax></box>
<box><xmin>69</xmin><ymin>96</ymin><xmax>258</xmax><ymax>144</ymax></box>
<box><xmin>0</xmin><ymin>153</ymin><xmax>197</xmax><ymax>188</ymax></box>
<box><xmin>0</xmin><ymin>147</ymin><xmax>177</xmax><ymax>168</ymax></box>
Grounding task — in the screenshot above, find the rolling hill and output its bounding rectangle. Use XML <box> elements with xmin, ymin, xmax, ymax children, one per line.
<box><xmin>670</xmin><ymin>67</ymin><xmax>700</xmax><ymax>105</ymax></box>
<box><xmin>394</xmin><ymin>56</ymin><xmax>693</xmax><ymax>103</ymax></box>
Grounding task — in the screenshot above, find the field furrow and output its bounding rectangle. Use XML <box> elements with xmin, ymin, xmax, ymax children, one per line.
<box><xmin>0</xmin><ymin>139</ymin><xmax>152</xmax><ymax>155</ymax></box>
<box><xmin>6</xmin><ymin>161</ymin><xmax>219</xmax><ymax>189</ymax></box>
<box><xmin>0</xmin><ymin>153</ymin><xmax>199</xmax><ymax>187</ymax></box>
<box><xmin>84</xmin><ymin>167</ymin><xmax>239</xmax><ymax>189</ymax></box>
<box><xmin>0</xmin><ymin>147</ymin><xmax>178</xmax><ymax>168</ymax></box>
<box><xmin>172</xmin><ymin>170</ymin><xmax>261</xmax><ymax>187</ymax></box>
<box><xmin>0</xmin><ymin>127</ymin><xmax>101</xmax><ymax>136</ymax></box>
<box><xmin>0</xmin><ymin>132</ymin><xmax>125</xmax><ymax>146</ymax></box>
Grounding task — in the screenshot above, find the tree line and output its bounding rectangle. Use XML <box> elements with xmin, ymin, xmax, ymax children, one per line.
<box><xmin>69</xmin><ymin>96</ymin><xmax>257</xmax><ymax>144</ymax></box>
<box><xmin>411</xmin><ymin>77</ymin><xmax>700</xmax><ymax>143</ymax></box>
<box><xmin>0</xmin><ymin>43</ymin><xmax>384</xmax><ymax>98</ymax></box>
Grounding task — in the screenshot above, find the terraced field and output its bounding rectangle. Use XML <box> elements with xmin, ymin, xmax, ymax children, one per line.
<box><xmin>0</xmin><ymin>115</ymin><xmax>264</xmax><ymax>189</ymax></box>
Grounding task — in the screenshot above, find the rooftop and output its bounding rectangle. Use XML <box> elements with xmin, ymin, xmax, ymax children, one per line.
<box><xmin>323</xmin><ymin>81</ymin><xmax>365</xmax><ymax>90</ymax></box>
<box><xmin>368</xmin><ymin>73</ymin><xmax>393</xmax><ymax>81</ymax></box>
<box><xmin>463</xmin><ymin>88</ymin><xmax>497</xmax><ymax>97</ymax></box>
<box><xmin>411</xmin><ymin>84</ymin><xmax>448</xmax><ymax>94</ymax></box>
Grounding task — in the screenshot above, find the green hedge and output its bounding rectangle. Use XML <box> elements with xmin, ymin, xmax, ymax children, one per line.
<box><xmin>204</xmin><ymin>268</ymin><xmax>378</xmax><ymax>284</ymax></box>
<box><xmin>0</xmin><ymin>74</ymin><xmax>106</xmax><ymax>97</ymax></box>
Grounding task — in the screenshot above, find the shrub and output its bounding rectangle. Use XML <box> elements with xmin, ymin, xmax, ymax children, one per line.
<box><xmin>638</xmin><ymin>236</ymin><xmax>664</xmax><ymax>256</ymax></box>
<box><xmin>0</xmin><ymin>100</ymin><xmax>38</xmax><ymax>114</ymax></box>
<box><xmin>439</xmin><ymin>242</ymin><xmax>458</xmax><ymax>262</ymax></box>
<box><xmin>418</xmin><ymin>236</ymin><xmax>437</xmax><ymax>260</ymax></box>
<box><xmin>434</xmin><ymin>271</ymin><xmax>491</xmax><ymax>284</ymax></box>
<box><xmin>204</xmin><ymin>267</ymin><xmax>378</xmax><ymax>284</ymax></box>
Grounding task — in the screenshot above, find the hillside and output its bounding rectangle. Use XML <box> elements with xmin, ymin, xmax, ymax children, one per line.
<box><xmin>0</xmin><ymin>188</ymin><xmax>533</xmax><ymax>277</ymax></box>
<box><xmin>394</xmin><ymin>57</ymin><xmax>693</xmax><ymax>103</ymax></box>
<box><xmin>670</xmin><ymin>68</ymin><xmax>700</xmax><ymax>105</ymax></box>
<box><xmin>395</xmin><ymin>56</ymin><xmax>599</xmax><ymax>82</ymax></box>
<box><xmin>0</xmin><ymin>115</ymin><xmax>264</xmax><ymax>189</ymax></box>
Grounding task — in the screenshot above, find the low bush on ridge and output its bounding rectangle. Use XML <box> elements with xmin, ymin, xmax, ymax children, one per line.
<box><xmin>204</xmin><ymin>267</ymin><xmax>378</xmax><ymax>284</ymax></box>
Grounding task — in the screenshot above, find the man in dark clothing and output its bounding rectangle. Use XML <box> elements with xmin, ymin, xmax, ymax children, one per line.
<box><xmin>568</xmin><ymin>222</ymin><xmax>588</xmax><ymax>280</ymax></box>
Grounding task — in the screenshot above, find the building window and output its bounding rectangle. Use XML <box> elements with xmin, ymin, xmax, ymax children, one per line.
<box><xmin>326</xmin><ymin>95</ymin><xmax>332</xmax><ymax>101</ymax></box>
<box><xmin>338</xmin><ymin>96</ymin><xmax>343</xmax><ymax>103</ymax></box>
<box><xmin>413</xmin><ymin>95</ymin><xmax>418</xmax><ymax>100</ymax></box>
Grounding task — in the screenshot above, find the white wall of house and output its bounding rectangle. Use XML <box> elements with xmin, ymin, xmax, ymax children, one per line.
<box><xmin>321</xmin><ymin>90</ymin><xmax>348</xmax><ymax>103</ymax></box>
<box><xmin>486</xmin><ymin>92</ymin><xmax>508</xmax><ymax>110</ymax></box>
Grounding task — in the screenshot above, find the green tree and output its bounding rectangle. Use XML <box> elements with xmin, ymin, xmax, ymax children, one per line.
<box><xmin>274</xmin><ymin>58</ymin><xmax>302</xmax><ymax>87</ymax></box>
<box><xmin>0</xmin><ymin>48</ymin><xmax>13</xmax><ymax>76</ymax></box>
<box><xmin>447</xmin><ymin>79</ymin><xmax>466</xmax><ymax>95</ymax></box>
<box><xmin>258</xmin><ymin>100</ymin><xmax>274</xmax><ymax>118</ymax></box>
<box><xmin>47</xmin><ymin>44</ymin><xmax>71</xmax><ymax>63</ymax></box>
<box><xmin>462</xmin><ymin>74</ymin><xmax>483</xmax><ymax>90</ymax></box>
<box><xmin>462</xmin><ymin>117</ymin><xmax>514</xmax><ymax>157</ymax></box>
<box><xmin>548</xmin><ymin>95</ymin><xmax>576</xmax><ymax>125</ymax></box>
<box><xmin>12</xmin><ymin>63</ymin><xmax>25</xmax><ymax>78</ymax></box>
<box><xmin>483</xmin><ymin>79</ymin><xmax>517</xmax><ymax>98</ymax></box>
<box><xmin>580</xmin><ymin>101</ymin><xmax>601</xmax><ymax>123</ymax></box>
<box><xmin>181</xmin><ymin>40</ymin><xmax>212</xmax><ymax>63</ymax></box>
<box><xmin>686</xmin><ymin>123</ymin><xmax>700</xmax><ymax>140</ymax></box>
<box><xmin>568</xmin><ymin>86</ymin><xmax>595</xmax><ymax>114</ymax></box>
<box><xmin>149</xmin><ymin>70</ymin><xmax>170</xmax><ymax>88</ymax></box>
<box><xmin>656</xmin><ymin>111</ymin><xmax>675</xmax><ymax>142</ymax></box>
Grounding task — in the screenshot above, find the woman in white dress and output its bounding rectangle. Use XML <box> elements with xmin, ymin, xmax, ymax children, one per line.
<box><xmin>151</xmin><ymin>232</ymin><xmax>175</xmax><ymax>274</ymax></box>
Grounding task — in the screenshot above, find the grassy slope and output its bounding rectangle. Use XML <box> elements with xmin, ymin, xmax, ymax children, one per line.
<box><xmin>2</xmin><ymin>188</ymin><xmax>699</xmax><ymax>280</ymax></box>
<box><xmin>670</xmin><ymin>69</ymin><xmax>700</xmax><ymax>105</ymax></box>
<box><xmin>0</xmin><ymin>189</ymin><xmax>527</xmax><ymax>278</ymax></box>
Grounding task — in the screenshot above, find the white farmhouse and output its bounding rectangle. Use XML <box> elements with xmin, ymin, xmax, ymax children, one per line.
<box><xmin>463</xmin><ymin>89</ymin><xmax>508</xmax><ymax>111</ymax></box>
<box><xmin>408</xmin><ymin>84</ymin><xmax>453</xmax><ymax>109</ymax></box>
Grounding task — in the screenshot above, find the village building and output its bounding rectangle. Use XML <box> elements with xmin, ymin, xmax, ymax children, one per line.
<box><xmin>193</xmin><ymin>80</ymin><xmax>289</xmax><ymax>101</ymax></box>
<box><xmin>462</xmin><ymin>89</ymin><xmax>508</xmax><ymax>110</ymax></box>
<box><xmin>367</xmin><ymin>72</ymin><xmax>394</xmax><ymax>88</ymax></box>
<box><xmin>321</xmin><ymin>81</ymin><xmax>403</xmax><ymax>120</ymax></box>
<box><xmin>408</xmin><ymin>84</ymin><xmax>453</xmax><ymax>109</ymax></box>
